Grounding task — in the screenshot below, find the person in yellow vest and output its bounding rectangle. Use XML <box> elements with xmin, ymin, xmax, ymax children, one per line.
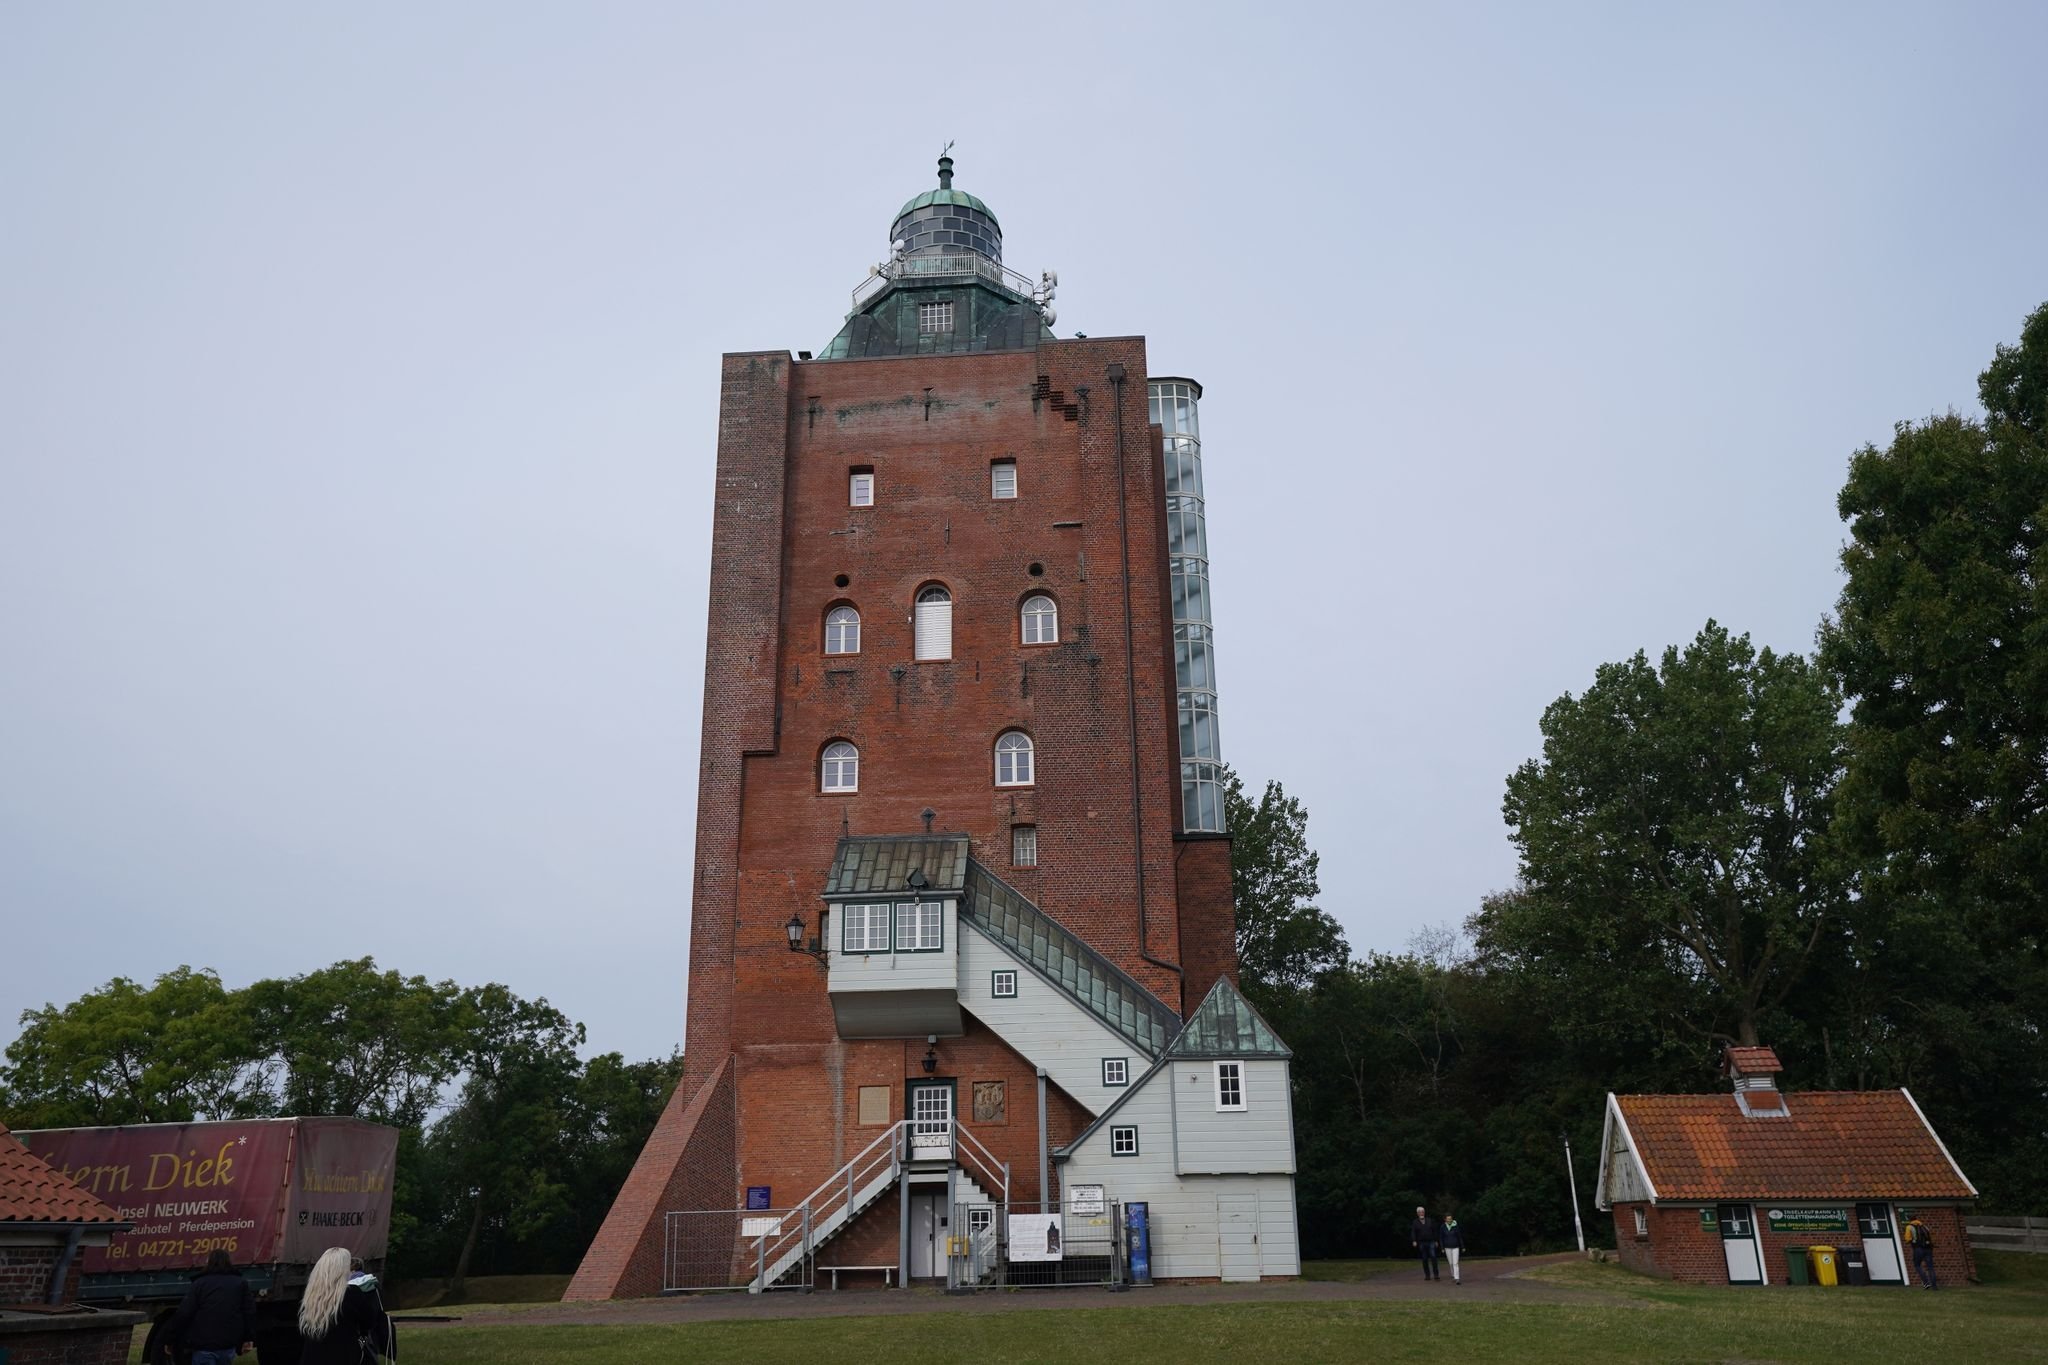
<box><xmin>1903</xmin><ymin>1213</ymin><xmax>1938</xmax><ymax>1290</ymax></box>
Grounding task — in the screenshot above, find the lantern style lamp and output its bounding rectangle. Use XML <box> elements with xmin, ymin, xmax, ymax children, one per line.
<box><xmin>784</xmin><ymin>911</ymin><xmax>827</xmax><ymax>964</ymax></box>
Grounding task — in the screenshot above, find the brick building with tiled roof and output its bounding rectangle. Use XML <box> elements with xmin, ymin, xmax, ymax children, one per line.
<box><xmin>1596</xmin><ymin>1047</ymin><xmax>1978</xmax><ymax>1287</ymax></box>
<box><xmin>0</xmin><ymin>1121</ymin><xmax>143</xmax><ymax>1359</ymax></box>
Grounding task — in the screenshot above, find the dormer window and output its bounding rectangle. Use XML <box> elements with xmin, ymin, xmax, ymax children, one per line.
<box><xmin>919</xmin><ymin>301</ymin><xmax>954</xmax><ymax>334</ymax></box>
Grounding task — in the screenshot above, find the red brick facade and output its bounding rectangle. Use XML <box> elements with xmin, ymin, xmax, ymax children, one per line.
<box><xmin>1610</xmin><ymin>1201</ymin><xmax>1976</xmax><ymax>1287</ymax></box>
<box><xmin>574</xmin><ymin>336</ymin><xmax>1240</xmax><ymax>1297</ymax></box>
<box><xmin>0</xmin><ymin>1247</ymin><xmax>139</xmax><ymax>1362</ymax></box>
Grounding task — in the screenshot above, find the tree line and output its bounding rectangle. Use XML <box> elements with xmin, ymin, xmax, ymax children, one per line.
<box><xmin>1240</xmin><ymin>301</ymin><xmax>2048</xmax><ymax>1258</ymax></box>
<box><xmin>0</xmin><ymin>959</ymin><xmax>674</xmax><ymax>1284</ymax></box>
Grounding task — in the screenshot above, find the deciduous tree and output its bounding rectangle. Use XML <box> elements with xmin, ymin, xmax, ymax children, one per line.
<box><xmin>1493</xmin><ymin>622</ymin><xmax>1846</xmax><ymax>1047</ymax></box>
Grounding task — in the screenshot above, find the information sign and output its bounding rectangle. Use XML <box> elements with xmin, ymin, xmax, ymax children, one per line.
<box><xmin>1765</xmin><ymin>1206</ymin><xmax>1850</xmax><ymax>1234</ymax></box>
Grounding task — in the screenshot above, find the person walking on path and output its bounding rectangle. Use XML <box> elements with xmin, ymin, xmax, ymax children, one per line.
<box><xmin>162</xmin><ymin>1250</ymin><xmax>255</xmax><ymax>1363</ymax></box>
<box><xmin>1410</xmin><ymin>1206</ymin><xmax>1442</xmax><ymax>1282</ymax></box>
<box><xmin>1440</xmin><ymin>1214</ymin><xmax>1466</xmax><ymax>1284</ymax></box>
<box><xmin>296</xmin><ymin>1247</ymin><xmax>397</xmax><ymax>1362</ymax></box>
<box><xmin>1904</xmin><ymin>1214</ymin><xmax>1938</xmax><ymax>1290</ymax></box>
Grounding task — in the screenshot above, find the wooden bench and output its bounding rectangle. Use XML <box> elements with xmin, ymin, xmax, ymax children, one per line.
<box><xmin>818</xmin><ymin>1264</ymin><xmax>896</xmax><ymax>1290</ymax></box>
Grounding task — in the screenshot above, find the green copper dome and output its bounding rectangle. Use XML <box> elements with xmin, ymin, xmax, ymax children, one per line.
<box><xmin>893</xmin><ymin>186</ymin><xmax>999</xmax><ymax>227</ymax></box>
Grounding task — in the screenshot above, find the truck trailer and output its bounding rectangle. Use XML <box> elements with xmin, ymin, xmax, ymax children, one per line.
<box><xmin>18</xmin><ymin>1116</ymin><xmax>398</xmax><ymax>1363</ymax></box>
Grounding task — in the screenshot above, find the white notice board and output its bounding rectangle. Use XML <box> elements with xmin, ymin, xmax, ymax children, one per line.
<box><xmin>1008</xmin><ymin>1213</ymin><xmax>1064</xmax><ymax>1261</ymax></box>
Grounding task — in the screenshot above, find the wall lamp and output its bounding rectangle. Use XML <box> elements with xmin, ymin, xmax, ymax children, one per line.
<box><xmin>785</xmin><ymin>911</ymin><xmax>828</xmax><ymax>965</ymax></box>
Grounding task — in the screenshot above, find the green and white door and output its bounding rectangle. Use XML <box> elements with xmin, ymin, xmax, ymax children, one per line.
<box><xmin>1858</xmin><ymin>1203</ymin><xmax>1905</xmax><ymax>1284</ymax></box>
<box><xmin>1718</xmin><ymin>1204</ymin><xmax>1764</xmax><ymax>1285</ymax></box>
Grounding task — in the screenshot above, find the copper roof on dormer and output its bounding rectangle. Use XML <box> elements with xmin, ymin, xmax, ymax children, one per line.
<box><xmin>0</xmin><ymin>1123</ymin><xmax>126</xmax><ymax>1225</ymax></box>
<box><xmin>822</xmin><ymin>835</ymin><xmax>970</xmax><ymax>899</ymax></box>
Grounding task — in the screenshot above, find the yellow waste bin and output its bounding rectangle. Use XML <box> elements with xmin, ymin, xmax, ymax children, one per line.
<box><xmin>1807</xmin><ymin>1245</ymin><xmax>1839</xmax><ymax>1286</ymax></box>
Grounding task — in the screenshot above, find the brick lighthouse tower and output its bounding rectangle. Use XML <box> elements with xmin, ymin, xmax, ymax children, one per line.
<box><xmin>568</xmin><ymin>156</ymin><xmax>1295</xmax><ymax>1298</ymax></box>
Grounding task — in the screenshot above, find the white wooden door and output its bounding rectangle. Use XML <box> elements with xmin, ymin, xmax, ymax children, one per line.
<box><xmin>1718</xmin><ymin>1204</ymin><xmax>1764</xmax><ymax>1285</ymax></box>
<box><xmin>910</xmin><ymin>1191</ymin><xmax>940</xmax><ymax>1278</ymax></box>
<box><xmin>908</xmin><ymin>1082</ymin><xmax>953</xmax><ymax>1159</ymax></box>
<box><xmin>1218</xmin><ymin>1192</ymin><xmax>1260</xmax><ymax>1282</ymax></box>
<box><xmin>1859</xmin><ymin>1203</ymin><xmax>1905</xmax><ymax>1284</ymax></box>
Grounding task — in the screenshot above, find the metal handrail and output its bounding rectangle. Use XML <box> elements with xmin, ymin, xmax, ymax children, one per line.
<box><xmin>850</xmin><ymin>253</ymin><xmax>1039</xmax><ymax>308</ymax></box>
<box><xmin>951</xmin><ymin>1119</ymin><xmax>1010</xmax><ymax>1204</ymax></box>
<box><xmin>752</xmin><ymin>1121</ymin><xmax>907</xmax><ymax>1288</ymax></box>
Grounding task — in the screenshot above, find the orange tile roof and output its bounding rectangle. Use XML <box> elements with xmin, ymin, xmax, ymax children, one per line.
<box><xmin>1722</xmin><ymin>1046</ymin><xmax>1783</xmax><ymax>1075</ymax></box>
<box><xmin>0</xmin><ymin>1122</ymin><xmax>126</xmax><ymax>1224</ymax></box>
<box><xmin>1614</xmin><ymin>1091</ymin><xmax>1974</xmax><ymax>1202</ymax></box>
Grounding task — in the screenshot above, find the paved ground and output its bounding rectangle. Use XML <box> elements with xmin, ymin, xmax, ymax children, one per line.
<box><xmin>399</xmin><ymin>1254</ymin><xmax>1597</xmax><ymax>1329</ymax></box>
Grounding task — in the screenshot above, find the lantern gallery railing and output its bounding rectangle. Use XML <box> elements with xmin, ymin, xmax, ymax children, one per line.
<box><xmin>851</xmin><ymin>253</ymin><xmax>1039</xmax><ymax>308</ymax></box>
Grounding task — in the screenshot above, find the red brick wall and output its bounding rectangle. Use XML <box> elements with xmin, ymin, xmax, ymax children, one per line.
<box><xmin>680</xmin><ymin>351</ymin><xmax>795</xmax><ymax>1107</ymax></box>
<box><xmin>1613</xmin><ymin>1201</ymin><xmax>1978</xmax><ymax>1287</ymax></box>
<box><xmin>581</xmin><ymin>334</ymin><xmax>1216</xmax><ymax>1298</ymax></box>
<box><xmin>566</xmin><ymin>1056</ymin><xmax>736</xmax><ymax>1300</ymax></box>
<box><xmin>736</xmin><ymin>1014</ymin><xmax>1089</xmax><ymax>1214</ymax></box>
<box><xmin>0</xmin><ymin>1325</ymin><xmax>135</xmax><ymax>1364</ymax></box>
<box><xmin>0</xmin><ymin>1243</ymin><xmax>61</xmax><ymax>1302</ymax></box>
<box><xmin>1173</xmin><ymin>833</ymin><xmax>1238</xmax><ymax>1014</ymax></box>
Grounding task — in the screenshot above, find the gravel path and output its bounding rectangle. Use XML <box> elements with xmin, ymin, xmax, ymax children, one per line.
<box><xmin>400</xmin><ymin>1254</ymin><xmax>1598</xmax><ymax>1329</ymax></box>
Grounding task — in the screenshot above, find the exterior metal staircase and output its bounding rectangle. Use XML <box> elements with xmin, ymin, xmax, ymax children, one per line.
<box><xmin>746</xmin><ymin>1118</ymin><xmax>1009</xmax><ymax>1291</ymax></box>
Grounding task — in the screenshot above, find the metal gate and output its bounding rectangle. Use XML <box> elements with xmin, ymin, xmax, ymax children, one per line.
<box><xmin>950</xmin><ymin>1200</ymin><xmax>1125</xmax><ymax>1290</ymax></box>
<box><xmin>663</xmin><ymin>1207</ymin><xmax>814</xmax><ymax>1292</ymax></box>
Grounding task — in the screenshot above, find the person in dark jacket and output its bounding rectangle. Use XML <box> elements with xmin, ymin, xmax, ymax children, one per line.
<box><xmin>1439</xmin><ymin>1213</ymin><xmax>1466</xmax><ymax>1284</ymax></box>
<box><xmin>1410</xmin><ymin>1205</ymin><xmax>1441</xmax><ymax>1281</ymax></box>
<box><xmin>164</xmin><ymin>1250</ymin><xmax>254</xmax><ymax>1363</ymax></box>
<box><xmin>296</xmin><ymin>1247</ymin><xmax>396</xmax><ymax>1363</ymax></box>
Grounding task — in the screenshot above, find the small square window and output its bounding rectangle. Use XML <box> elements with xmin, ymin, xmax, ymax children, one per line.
<box><xmin>849</xmin><ymin>471</ymin><xmax>874</xmax><ymax>506</ymax></box>
<box><xmin>991</xmin><ymin>460</ymin><xmax>1017</xmax><ymax>499</ymax></box>
<box><xmin>968</xmin><ymin>1206</ymin><xmax>994</xmax><ymax>1232</ymax></box>
<box><xmin>991</xmin><ymin>970</ymin><xmax>1018</xmax><ymax>999</ymax></box>
<box><xmin>1012</xmin><ymin>825</ymin><xmax>1037</xmax><ymax>867</ymax></box>
<box><xmin>1110</xmin><ymin>1125</ymin><xmax>1138</xmax><ymax>1157</ymax></box>
<box><xmin>1215</xmin><ymin>1061</ymin><xmax>1245</xmax><ymax>1111</ymax></box>
<box><xmin>1102</xmin><ymin>1057</ymin><xmax>1128</xmax><ymax>1087</ymax></box>
<box><xmin>918</xmin><ymin>301</ymin><xmax>954</xmax><ymax>334</ymax></box>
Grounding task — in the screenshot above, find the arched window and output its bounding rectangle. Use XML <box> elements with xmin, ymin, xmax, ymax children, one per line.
<box><xmin>1020</xmin><ymin>594</ymin><xmax>1058</xmax><ymax>645</ymax></box>
<box><xmin>914</xmin><ymin>585</ymin><xmax>952</xmax><ymax>661</ymax></box>
<box><xmin>821</xmin><ymin>741</ymin><xmax>858</xmax><ymax>793</ymax></box>
<box><xmin>995</xmin><ymin>731</ymin><xmax>1035</xmax><ymax>787</ymax></box>
<box><xmin>825</xmin><ymin>605</ymin><xmax>860</xmax><ymax>655</ymax></box>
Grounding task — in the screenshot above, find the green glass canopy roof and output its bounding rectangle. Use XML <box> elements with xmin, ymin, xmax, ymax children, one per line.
<box><xmin>1166</xmin><ymin>976</ymin><xmax>1294</xmax><ymax>1059</ymax></box>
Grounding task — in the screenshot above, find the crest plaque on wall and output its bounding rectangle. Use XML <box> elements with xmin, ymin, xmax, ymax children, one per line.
<box><xmin>973</xmin><ymin>1080</ymin><xmax>1006</xmax><ymax>1123</ymax></box>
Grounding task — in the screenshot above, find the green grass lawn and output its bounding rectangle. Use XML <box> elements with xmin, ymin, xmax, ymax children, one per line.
<box><xmin>131</xmin><ymin>1254</ymin><xmax>2048</xmax><ymax>1363</ymax></box>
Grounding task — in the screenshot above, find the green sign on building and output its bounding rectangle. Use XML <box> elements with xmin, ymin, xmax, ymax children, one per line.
<box><xmin>1765</xmin><ymin>1206</ymin><xmax>1850</xmax><ymax>1234</ymax></box>
<box><xmin>1699</xmin><ymin>1208</ymin><xmax>1717</xmax><ymax>1231</ymax></box>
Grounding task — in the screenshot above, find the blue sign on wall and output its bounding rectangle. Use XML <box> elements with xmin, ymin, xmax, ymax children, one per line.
<box><xmin>746</xmin><ymin>1186</ymin><xmax>771</xmax><ymax>1210</ymax></box>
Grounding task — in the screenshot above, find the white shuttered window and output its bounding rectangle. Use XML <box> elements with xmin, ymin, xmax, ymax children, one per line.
<box><xmin>914</xmin><ymin>586</ymin><xmax>952</xmax><ymax>660</ymax></box>
<box><xmin>842</xmin><ymin>903</ymin><xmax>890</xmax><ymax>953</ymax></box>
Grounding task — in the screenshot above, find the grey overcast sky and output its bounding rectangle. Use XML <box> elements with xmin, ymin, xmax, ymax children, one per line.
<box><xmin>4</xmin><ymin>4</ymin><xmax>2045</xmax><ymax>1064</ymax></box>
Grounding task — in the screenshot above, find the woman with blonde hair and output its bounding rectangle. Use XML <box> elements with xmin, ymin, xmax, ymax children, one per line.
<box><xmin>296</xmin><ymin>1246</ymin><xmax>395</xmax><ymax>1362</ymax></box>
